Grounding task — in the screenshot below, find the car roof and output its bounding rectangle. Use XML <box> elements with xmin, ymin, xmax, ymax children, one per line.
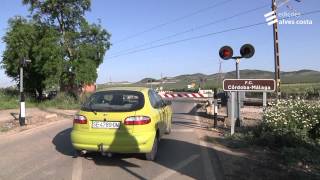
<box><xmin>97</xmin><ymin>86</ymin><xmax>150</xmax><ymax>92</ymax></box>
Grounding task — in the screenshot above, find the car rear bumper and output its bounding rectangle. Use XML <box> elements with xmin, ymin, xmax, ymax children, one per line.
<box><xmin>70</xmin><ymin>130</ymin><xmax>156</xmax><ymax>153</ymax></box>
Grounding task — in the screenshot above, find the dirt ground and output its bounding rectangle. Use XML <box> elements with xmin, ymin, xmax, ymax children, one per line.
<box><xmin>0</xmin><ymin>108</ymin><xmax>77</xmax><ymax>134</ymax></box>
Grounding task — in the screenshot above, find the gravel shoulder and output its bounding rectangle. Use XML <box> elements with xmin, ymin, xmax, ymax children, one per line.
<box><xmin>0</xmin><ymin>108</ymin><xmax>77</xmax><ymax>134</ymax></box>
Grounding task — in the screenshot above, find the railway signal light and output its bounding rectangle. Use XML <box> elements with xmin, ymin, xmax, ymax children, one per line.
<box><xmin>219</xmin><ymin>46</ymin><xmax>233</xmax><ymax>60</ymax></box>
<box><xmin>218</xmin><ymin>44</ymin><xmax>255</xmax><ymax>128</ymax></box>
<box><xmin>240</xmin><ymin>44</ymin><xmax>255</xmax><ymax>58</ymax></box>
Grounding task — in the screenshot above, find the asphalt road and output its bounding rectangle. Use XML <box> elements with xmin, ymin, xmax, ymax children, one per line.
<box><xmin>0</xmin><ymin>101</ymin><xmax>222</xmax><ymax>180</ymax></box>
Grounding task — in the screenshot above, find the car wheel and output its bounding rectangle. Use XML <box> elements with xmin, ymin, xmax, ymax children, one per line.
<box><xmin>145</xmin><ymin>135</ymin><xmax>158</xmax><ymax>161</ymax></box>
<box><xmin>74</xmin><ymin>150</ymin><xmax>83</xmax><ymax>157</ymax></box>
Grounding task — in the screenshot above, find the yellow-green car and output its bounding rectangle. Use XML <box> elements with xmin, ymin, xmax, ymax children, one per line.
<box><xmin>71</xmin><ymin>87</ymin><xmax>172</xmax><ymax>160</ymax></box>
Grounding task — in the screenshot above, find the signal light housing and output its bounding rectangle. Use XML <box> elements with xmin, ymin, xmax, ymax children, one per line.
<box><xmin>240</xmin><ymin>44</ymin><xmax>255</xmax><ymax>58</ymax></box>
<box><xmin>219</xmin><ymin>46</ymin><xmax>233</xmax><ymax>60</ymax></box>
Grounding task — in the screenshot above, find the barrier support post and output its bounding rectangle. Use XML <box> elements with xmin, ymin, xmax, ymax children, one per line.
<box><xmin>213</xmin><ymin>88</ymin><xmax>218</xmax><ymax>128</ymax></box>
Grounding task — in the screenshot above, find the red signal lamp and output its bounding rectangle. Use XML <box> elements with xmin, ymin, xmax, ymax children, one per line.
<box><xmin>219</xmin><ymin>46</ymin><xmax>233</xmax><ymax>60</ymax></box>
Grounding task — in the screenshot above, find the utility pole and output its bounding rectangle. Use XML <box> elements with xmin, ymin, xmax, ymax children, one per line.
<box><xmin>218</xmin><ymin>60</ymin><xmax>223</xmax><ymax>83</ymax></box>
<box><xmin>272</xmin><ymin>0</ymin><xmax>281</xmax><ymax>99</ymax></box>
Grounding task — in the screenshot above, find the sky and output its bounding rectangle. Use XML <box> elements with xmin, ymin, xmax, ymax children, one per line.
<box><xmin>0</xmin><ymin>0</ymin><xmax>319</xmax><ymax>87</ymax></box>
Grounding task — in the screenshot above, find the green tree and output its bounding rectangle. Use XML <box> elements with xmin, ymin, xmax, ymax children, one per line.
<box><xmin>22</xmin><ymin>0</ymin><xmax>111</xmax><ymax>93</ymax></box>
<box><xmin>1</xmin><ymin>0</ymin><xmax>111</xmax><ymax>96</ymax></box>
<box><xmin>1</xmin><ymin>17</ymin><xmax>63</xmax><ymax>96</ymax></box>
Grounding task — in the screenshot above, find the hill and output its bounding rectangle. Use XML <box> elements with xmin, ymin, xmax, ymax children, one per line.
<box><xmin>136</xmin><ymin>69</ymin><xmax>320</xmax><ymax>83</ymax></box>
<box><xmin>134</xmin><ymin>69</ymin><xmax>320</xmax><ymax>90</ymax></box>
<box><xmin>98</xmin><ymin>69</ymin><xmax>320</xmax><ymax>92</ymax></box>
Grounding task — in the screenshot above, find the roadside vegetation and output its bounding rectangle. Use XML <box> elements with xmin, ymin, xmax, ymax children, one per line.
<box><xmin>35</xmin><ymin>92</ymin><xmax>85</xmax><ymax>109</ymax></box>
<box><xmin>0</xmin><ymin>88</ymin><xmax>22</xmax><ymax>109</ymax></box>
<box><xmin>0</xmin><ymin>88</ymin><xmax>88</xmax><ymax>110</ymax></box>
<box><xmin>225</xmin><ymin>99</ymin><xmax>320</xmax><ymax>177</ymax></box>
<box><xmin>1</xmin><ymin>0</ymin><xmax>110</xmax><ymax>105</ymax></box>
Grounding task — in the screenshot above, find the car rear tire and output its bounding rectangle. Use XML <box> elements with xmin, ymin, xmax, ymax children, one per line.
<box><xmin>75</xmin><ymin>150</ymin><xmax>83</xmax><ymax>157</ymax></box>
<box><xmin>145</xmin><ymin>135</ymin><xmax>158</xmax><ymax>161</ymax></box>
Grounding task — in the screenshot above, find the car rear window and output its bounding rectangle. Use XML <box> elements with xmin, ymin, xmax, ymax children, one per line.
<box><xmin>81</xmin><ymin>90</ymin><xmax>145</xmax><ymax>112</ymax></box>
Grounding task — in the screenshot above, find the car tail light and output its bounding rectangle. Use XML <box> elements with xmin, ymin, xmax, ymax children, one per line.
<box><xmin>74</xmin><ymin>115</ymin><xmax>87</xmax><ymax>124</ymax></box>
<box><xmin>124</xmin><ymin>116</ymin><xmax>151</xmax><ymax>125</ymax></box>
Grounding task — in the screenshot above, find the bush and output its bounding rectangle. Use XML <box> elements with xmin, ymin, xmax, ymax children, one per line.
<box><xmin>263</xmin><ymin>99</ymin><xmax>320</xmax><ymax>141</ymax></box>
<box><xmin>38</xmin><ymin>92</ymin><xmax>80</xmax><ymax>109</ymax></box>
<box><xmin>0</xmin><ymin>88</ymin><xmax>91</xmax><ymax>110</ymax></box>
<box><xmin>227</xmin><ymin>99</ymin><xmax>320</xmax><ymax>167</ymax></box>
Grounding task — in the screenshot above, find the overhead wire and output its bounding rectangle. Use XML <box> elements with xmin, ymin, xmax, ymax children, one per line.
<box><xmin>106</xmin><ymin>9</ymin><xmax>320</xmax><ymax>60</ymax></box>
<box><xmin>109</xmin><ymin>3</ymin><xmax>270</xmax><ymax>56</ymax></box>
<box><xmin>107</xmin><ymin>22</ymin><xmax>266</xmax><ymax>59</ymax></box>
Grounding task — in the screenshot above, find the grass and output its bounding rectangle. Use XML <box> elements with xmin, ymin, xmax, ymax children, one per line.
<box><xmin>0</xmin><ymin>89</ymin><xmax>23</xmax><ymax>109</ymax></box>
<box><xmin>34</xmin><ymin>94</ymin><xmax>81</xmax><ymax>109</ymax></box>
<box><xmin>0</xmin><ymin>126</ymin><xmax>10</xmax><ymax>132</ymax></box>
<box><xmin>0</xmin><ymin>89</ymin><xmax>83</xmax><ymax>110</ymax></box>
<box><xmin>281</xmin><ymin>83</ymin><xmax>320</xmax><ymax>93</ymax></box>
<box><xmin>0</xmin><ymin>97</ymin><xmax>21</xmax><ymax>109</ymax></box>
<box><xmin>222</xmin><ymin>125</ymin><xmax>320</xmax><ymax>170</ymax></box>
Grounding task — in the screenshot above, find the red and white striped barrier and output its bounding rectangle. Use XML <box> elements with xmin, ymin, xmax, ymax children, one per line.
<box><xmin>159</xmin><ymin>92</ymin><xmax>205</xmax><ymax>98</ymax></box>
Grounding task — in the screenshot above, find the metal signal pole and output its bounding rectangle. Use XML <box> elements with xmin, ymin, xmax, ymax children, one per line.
<box><xmin>19</xmin><ymin>59</ymin><xmax>26</xmax><ymax>126</ymax></box>
<box><xmin>272</xmin><ymin>0</ymin><xmax>281</xmax><ymax>99</ymax></box>
<box><xmin>235</xmin><ymin>58</ymin><xmax>241</xmax><ymax>127</ymax></box>
<box><xmin>19</xmin><ymin>58</ymin><xmax>31</xmax><ymax>126</ymax></box>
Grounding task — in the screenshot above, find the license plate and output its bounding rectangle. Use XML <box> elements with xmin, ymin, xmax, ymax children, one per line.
<box><xmin>91</xmin><ymin>121</ymin><xmax>121</xmax><ymax>129</ymax></box>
